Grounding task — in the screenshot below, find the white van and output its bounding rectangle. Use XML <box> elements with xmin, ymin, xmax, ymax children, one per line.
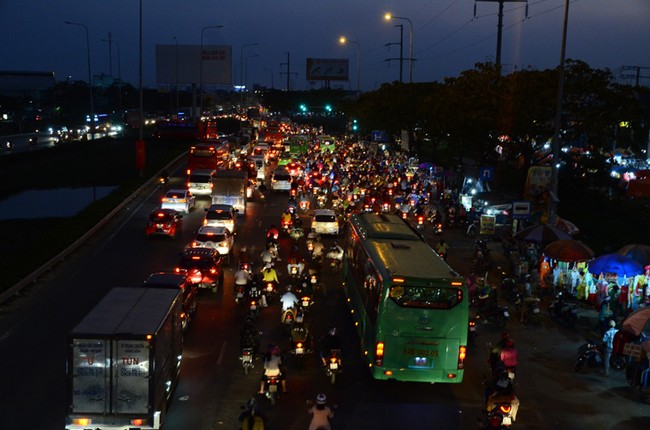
<box><xmin>310</xmin><ymin>209</ymin><xmax>339</xmax><ymax>235</ymax></box>
<box><xmin>187</xmin><ymin>169</ymin><xmax>215</xmax><ymax>196</ymax></box>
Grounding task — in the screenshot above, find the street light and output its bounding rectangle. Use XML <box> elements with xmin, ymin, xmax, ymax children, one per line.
<box><xmin>240</xmin><ymin>43</ymin><xmax>258</xmax><ymax>88</ymax></box>
<box><xmin>173</xmin><ymin>36</ymin><xmax>179</xmax><ymax>115</ymax></box>
<box><xmin>199</xmin><ymin>25</ymin><xmax>224</xmax><ymax>118</ymax></box>
<box><xmin>245</xmin><ymin>54</ymin><xmax>259</xmax><ymax>92</ymax></box>
<box><xmin>339</xmin><ymin>36</ymin><xmax>361</xmax><ymax>96</ymax></box>
<box><xmin>385</xmin><ymin>13</ymin><xmax>413</xmax><ymax>83</ymax></box>
<box><xmin>65</xmin><ymin>20</ymin><xmax>95</xmax><ymax>140</ymax></box>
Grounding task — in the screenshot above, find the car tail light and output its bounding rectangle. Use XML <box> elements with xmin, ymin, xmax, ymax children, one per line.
<box><xmin>458</xmin><ymin>345</ymin><xmax>467</xmax><ymax>369</ymax></box>
<box><xmin>375</xmin><ymin>342</ymin><xmax>384</xmax><ymax>366</ymax></box>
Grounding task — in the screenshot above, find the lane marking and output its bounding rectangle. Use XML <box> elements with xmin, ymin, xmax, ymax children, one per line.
<box><xmin>217</xmin><ymin>340</ymin><xmax>228</xmax><ymax>365</ymax></box>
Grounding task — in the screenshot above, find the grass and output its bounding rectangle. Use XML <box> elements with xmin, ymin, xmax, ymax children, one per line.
<box><xmin>0</xmin><ymin>137</ymin><xmax>186</xmax><ymax>294</ymax></box>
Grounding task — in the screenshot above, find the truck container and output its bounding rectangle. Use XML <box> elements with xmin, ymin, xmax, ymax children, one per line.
<box><xmin>66</xmin><ymin>287</ymin><xmax>183</xmax><ymax>430</ymax></box>
<box><xmin>211</xmin><ymin>169</ymin><xmax>249</xmax><ymax>216</ymax></box>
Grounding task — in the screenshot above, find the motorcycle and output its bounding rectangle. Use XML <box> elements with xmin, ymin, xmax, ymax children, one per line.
<box><xmin>287</xmin><ymin>262</ymin><xmax>302</xmax><ymax>279</ymax></box>
<box><xmin>501</xmin><ymin>274</ymin><xmax>520</xmax><ymax>304</ymax></box>
<box><xmin>466</xmin><ymin>221</ymin><xmax>478</xmax><ymax>238</ymax></box>
<box><xmin>475</xmin><ymin>305</ymin><xmax>510</xmax><ymax>329</ymax></box>
<box><xmin>325</xmin><ymin>349</ymin><xmax>343</xmax><ymax>384</ymax></box>
<box><xmin>247</xmin><ymin>298</ymin><xmax>260</xmax><ymax>320</ymax></box>
<box><xmin>264</xmin><ymin>375</ymin><xmax>281</xmax><ymax>405</ymax></box>
<box><xmin>235</xmin><ymin>284</ymin><xmax>247</xmax><ymax>307</ymax></box>
<box><xmin>416</xmin><ymin>215</ymin><xmax>425</xmax><ymax>231</ymax></box>
<box><xmin>240</xmin><ymin>347</ymin><xmax>255</xmax><ymax>374</ymax></box>
<box><xmin>486</xmin><ymin>402</ymin><xmax>515</xmax><ymax>428</ymax></box>
<box><xmin>433</xmin><ymin>222</ymin><xmax>443</xmax><ymax>235</ymax></box>
<box><xmin>326</xmin><ymin>246</ymin><xmax>344</xmax><ymax>270</ymax></box>
<box><xmin>263</xmin><ymin>281</ymin><xmax>278</xmax><ymax>302</ymax></box>
<box><xmin>549</xmin><ymin>292</ymin><xmax>578</xmax><ymax>327</ymax></box>
<box><xmin>515</xmin><ymin>294</ymin><xmax>542</xmax><ymax>325</ymax></box>
<box><xmin>574</xmin><ymin>340</ymin><xmax>626</xmax><ymax>373</ymax></box>
<box><xmin>4</xmin><ymin>140</ymin><xmax>14</xmax><ymax>151</ymax></box>
<box><xmin>29</xmin><ymin>135</ymin><xmax>38</xmax><ymax>146</ymax></box>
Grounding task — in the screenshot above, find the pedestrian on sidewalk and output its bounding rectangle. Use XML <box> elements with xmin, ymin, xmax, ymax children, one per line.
<box><xmin>602</xmin><ymin>320</ymin><xmax>619</xmax><ymax>376</ymax></box>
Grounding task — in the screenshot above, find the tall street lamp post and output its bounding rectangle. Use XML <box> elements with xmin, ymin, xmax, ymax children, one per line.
<box><xmin>199</xmin><ymin>25</ymin><xmax>223</xmax><ymax>118</ymax></box>
<box><xmin>65</xmin><ymin>20</ymin><xmax>95</xmax><ymax>140</ymax></box>
<box><xmin>173</xmin><ymin>36</ymin><xmax>179</xmax><ymax>115</ymax></box>
<box><xmin>339</xmin><ymin>37</ymin><xmax>361</xmax><ymax>96</ymax></box>
<box><xmin>385</xmin><ymin>13</ymin><xmax>413</xmax><ymax>83</ymax></box>
<box><xmin>240</xmin><ymin>43</ymin><xmax>258</xmax><ymax>89</ymax></box>
<box><xmin>245</xmin><ymin>54</ymin><xmax>259</xmax><ymax>93</ymax></box>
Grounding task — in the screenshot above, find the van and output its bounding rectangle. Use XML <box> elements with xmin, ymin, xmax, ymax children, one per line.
<box><xmin>203</xmin><ymin>203</ymin><xmax>237</xmax><ymax>233</ymax></box>
<box><xmin>311</xmin><ymin>209</ymin><xmax>339</xmax><ymax>235</ymax></box>
<box><xmin>250</xmin><ymin>155</ymin><xmax>267</xmax><ymax>181</ymax></box>
<box><xmin>187</xmin><ymin>169</ymin><xmax>215</xmax><ymax>196</ymax></box>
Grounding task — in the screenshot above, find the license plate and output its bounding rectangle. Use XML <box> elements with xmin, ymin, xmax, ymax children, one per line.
<box><xmin>533</xmin><ymin>307</ymin><xmax>540</xmax><ymax>314</ymax></box>
<box><xmin>508</xmin><ymin>371</ymin><xmax>515</xmax><ymax>379</ymax></box>
<box><xmin>242</xmin><ymin>355</ymin><xmax>252</xmax><ymax>362</ymax></box>
<box><xmin>296</xmin><ymin>347</ymin><xmax>304</xmax><ymax>354</ymax></box>
<box><xmin>329</xmin><ymin>362</ymin><xmax>338</xmax><ymax>370</ymax></box>
<box><xmin>311</xmin><ymin>278</ymin><xmax>317</xmax><ymax>284</ymax></box>
<box><xmin>302</xmin><ymin>300</ymin><xmax>310</xmax><ymax>307</ymax></box>
<box><xmin>237</xmin><ymin>292</ymin><xmax>244</xmax><ymax>298</ymax></box>
<box><xmin>503</xmin><ymin>311</ymin><xmax>510</xmax><ymax>317</ymax></box>
<box><xmin>502</xmin><ymin>417</ymin><xmax>512</xmax><ymax>425</ymax></box>
<box><xmin>291</xmin><ymin>267</ymin><xmax>298</xmax><ymax>274</ymax></box>
<box><xmin>250</xmin><ymin>304</ymin><xmax>257</xmax><ymax>310</ymax></box>
<box><xmin>469</xmin><ymin>325</ymin><xmax>476</xmax><ymax>332</ymax></box>
<box><xmin>269</xmin><ymin>384</ymin><xmax>277</xmax><ymax>392</ymax></box>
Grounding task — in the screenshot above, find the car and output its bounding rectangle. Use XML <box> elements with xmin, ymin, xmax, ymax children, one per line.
<box><xmin>174</xmin><ymin>247</ymin><xmax>224</xmax><ymax>291</ymax></box>
<box><xmin>271</xmin><ymin>169</ymin><xmax>292</xmax><ymax>192</ymax></box>
<box><xmin>145</xmin><ymin>208</ymin><xmax>183</xmax><ymax>239</ymax></box>
<box><xmin>203</xmin><ymin>203</ymin><xmax>237</xmax><ymax>233</ymax></box>
<box><xmin>191</xmin><ymin>225</ymin><xmax>234</xmax><ymax>261</ymax></box>
<box><xmin>161</xmin><ymin>189</ymin><xmax>195</xmax><ymax>213</ymax></box>
<box><xmin>249</xmin><ymin>155</ymin><xmax>267</xmax><ymax>181</ymax></box>
<box><xmin>143</xmin><ymin>272</ymin><xmax>198</xmax><ymax>329</ymax></box>
<box><xmin>187</xmin><ymin>169</ymin><xmax>215</xmax><ymax>196</ymax></box>
<box><xmin>310</xmin><ymin>208</ymin><xmax>339</xmax><ymax>235</ymax></box>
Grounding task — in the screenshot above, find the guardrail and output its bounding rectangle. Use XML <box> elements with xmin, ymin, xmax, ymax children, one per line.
<box><xmin>0</xmin><ymin>153</ymin><xmax>187</xmax><ymax>304</ymax></box>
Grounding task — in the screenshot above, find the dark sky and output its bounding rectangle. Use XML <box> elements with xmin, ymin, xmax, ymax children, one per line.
<box><xmin>2</xmin><ymin>0</ymin><xmax>649</xmax><ymax>91</ymax></box>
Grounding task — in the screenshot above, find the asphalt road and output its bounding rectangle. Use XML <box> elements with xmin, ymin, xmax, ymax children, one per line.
<box><xmin>0</xmin><ymin>165</ymin><xmax>648</xmax><ymax>430</ymax></box>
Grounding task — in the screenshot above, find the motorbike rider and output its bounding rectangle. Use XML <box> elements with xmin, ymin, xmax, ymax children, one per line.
<box><xmin>262</xmin><ymin>263</ymin><xmax>279</xmax><ymax>284</ymax></box>
<box><xmin>499</xmin><ymin>338</ymin><xmax>519</xmax><ymax>377</ymax></box>
<box><xmin>281</xmin><ymin>209</ymin><xmax>293</xmax><ymax>228</ymax></box>
<box><xmin>240</xmin><ymin>323</ymin><xmax>260</xmax><ymax>358</ymax></box>
<box><xmin>266</xmin><ymin>225</ymin><xmax>279</xmax><ymax>243</ymax></box>
<box><xmin>234</xmin><ymin>265</ymin><xmax>252</xmax><ymax>289</ymax></box>
<box><xmin>488</xmin><ymin>331</ymin><xmax>511</xmax><ymax>374</ymax></box>
<box><xmin>312</xmin><ymin>236</ymin><xmax>325</xmax><ymax>260</ymax></box>
<box><xmin>485</xmin><ymin>373</ymin><xmax>519</xmax><ymax>423</ymax></box>
<box><xmin>260</xmin><ymin>245</ymin><xmax>274</xmax><ymax>267</ymax></box>
<box><xmin>259</xmin><ymin>345</ymin><xmax>287</xmax><ymax>394</ymax></box>
<box><xmin>280</xmin><ymin>286</ymin><xmax>299</xmax><ymax>319</ymax></box>
<box><xmin>288</xmin><ymin>195</ymin><xmax>298</xmax><ymax>211</ymax></box>
<box><xmin>435</xmin><ymin>239</ymin><xmax>449</xmax><ymax>260</ymax></box>
<box><xmin>325</xmin><ymin>242</ymin><xmax>344</xmax><ymax>262</ymax></box>
<box><xmin>239</xmin><ymin>246</ymin><xmax>251</xmax><ymax>266</ymax></box>
<box><xmin>290</xmin><ymin>313</ymin><xmax>311</xmax><ymax>349</ymax></box>
<box><xmin>307</xmin><ymin>393</ymin><xmax>335</xmax><ymax>430</ymax></box>
<box><xmin>287</xmin><ymin>245</ymin><xmax>306</xmax><ymax>276</ymax></box>
<box><xmin>320</xmin><ymin>326</ymin><xmax>342</xmax><ymax>366</ymax></box>
<box><xmin>239</xmin><ymin>397</ymin><xmax>266</xmax><ymax>430</ymax></box>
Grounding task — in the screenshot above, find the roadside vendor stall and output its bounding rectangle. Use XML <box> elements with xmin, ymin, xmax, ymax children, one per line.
<box><xmin>588</xmin><ymin>254</ymin><xmax>646</xmax><ymax>313</ymax></box>
<box><xmin>543</xmin><ymin>240</ymin><xmax>595</xmax><ymax>298</ymax></box>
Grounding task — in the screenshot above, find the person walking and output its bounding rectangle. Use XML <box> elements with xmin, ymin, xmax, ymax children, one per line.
<box><xmin>602</xmin><ymin>320</ymin><xmax>619</xmax><ymax>376</ymax></box>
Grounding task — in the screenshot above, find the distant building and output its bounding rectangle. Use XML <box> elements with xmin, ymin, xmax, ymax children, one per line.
<box><xmin>0</xmin><ymin>71</ymin><xmax>56</xmax><ymax>101</ymax></box>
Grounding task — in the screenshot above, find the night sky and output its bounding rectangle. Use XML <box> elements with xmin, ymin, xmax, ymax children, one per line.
<box><xmin>2</xmin><ymin>0</ymin><xmax>649</xmax><ymax>91</ymax></box>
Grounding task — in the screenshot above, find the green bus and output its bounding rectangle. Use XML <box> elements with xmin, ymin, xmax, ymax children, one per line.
<box><xmin>289</xmin><ymin>134</ymin><xmax>309</xmax><ymax>155</ymax></box>
<box><xmin>343</xmin><ymin>213</ymin><xmax>469</xmax><ymax>383</ymax></box>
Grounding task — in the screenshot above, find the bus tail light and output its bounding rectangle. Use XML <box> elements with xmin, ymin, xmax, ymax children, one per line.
<box><xmin>130</xmin><ymin>418</ymin><xmax>145</xmax><ymax>426</ymax></box>
<box><xmin>458</xmin><ymin>345</ymin><xmax>467</xmax><ymax>369</ymax></box>
<box><xmin>375</xmin><ymin>342</ymin><xmax>385</xmax><ymax>366</ymax></box>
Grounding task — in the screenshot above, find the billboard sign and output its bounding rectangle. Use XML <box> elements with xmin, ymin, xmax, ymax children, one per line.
<box><xmin>306</xmin><ymin>58</ymin><xmax>349</xmax><ymax>81</ymax></box>
<box><xmin>156</xmin><ymin>44</ymin><xmax>232</xmax><ymax>86</ymax></box>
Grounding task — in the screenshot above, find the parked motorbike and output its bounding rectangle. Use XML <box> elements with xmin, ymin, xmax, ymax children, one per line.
<box><xmin>475</xmin><ymin>305</ymin><xmax>510</xmax><ymax>329</ymax></box>
<box><xmin>549</xmin><ymin>292</ymin><xmax>578</xmax><ymax>327</ymax></box>
<box><xmin>325</xmin><ymin>349</ymin><xmax>343</xmax><ymax>384</ymax></box>
<box><xmin>573</xmin><ymin>340</ymin><xmax>626</xmax><ymax>372</ymax></box>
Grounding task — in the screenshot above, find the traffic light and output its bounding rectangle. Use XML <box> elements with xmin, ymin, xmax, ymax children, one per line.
<box><xmin>325</xmin><ymin>104</ymin><xmax>332</xmax><ymax>112</ymax></box>
<box><xmin>352</xmin><ymin>119</ymin><xmax>358</xmax><ymax>131</ymax></box>
<box><xmin>299</xmin><ymin>103</ymin><xmax>307</xmax><ymax>113</ymax></box>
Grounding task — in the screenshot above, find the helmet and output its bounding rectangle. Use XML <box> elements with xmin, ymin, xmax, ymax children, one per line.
<box><xmin>240</xmin><ymin>246</ymin><xmax>247</xmax><ymax>252</ymax></box>
<box><xmin>271</xmin><ymin>345</ymin><xmax>281</xmax><ymax>355</ymax></box>
<box><xmin>609</xmin><ymin>320</ymin><xmax>616</xmax><ymax>328</ymax></box>
<box><xmin>316</xmin><ymin>393</ymin><xmax>327</xmax><ymax>405</ymax></box>
<box><xmin>286</xmin><ymin>285</ymin><xmax>292</xmax><ymax>291</ymax></box>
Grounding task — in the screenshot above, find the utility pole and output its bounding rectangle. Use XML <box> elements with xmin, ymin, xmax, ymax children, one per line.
<box><xmin>475</xmin><ymin>0</ymin><xmax>528</xmax><ymax>74</ymax></box>
<box><xmin>384</xmin><ymin>24</ymin><xmax>404</xmax><ymax>83</ymax></box>
<box><xmin>280</xmin><ymin>52</ymin><xmax>297</xmax><ymax>90</ymax></box>
<box><xmin>107</xmin><ymin>32</ymin><xmax>113</xmax><ymax>77</ymax></box>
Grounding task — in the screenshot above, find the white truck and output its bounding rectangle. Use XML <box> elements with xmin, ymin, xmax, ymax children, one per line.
<box><xmin>211</xmin><ymin>169</ymin><xmax>249</xmax><ymax>216</ymax></box>
<box><xmin>66</xmin><ymin>287</ymin><xmax>183</xmax><ymax>430</ymax></box>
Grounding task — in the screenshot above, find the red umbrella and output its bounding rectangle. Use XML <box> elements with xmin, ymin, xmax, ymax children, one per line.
<box><xmin>544</xmin><ymin>240</ymin><xmax>595</xmax><ymax>263</ymax></box>
<box><xmin>622</xmin><ymin>307</ymin><xmax>650</xmax><ymax>337</ymax></box>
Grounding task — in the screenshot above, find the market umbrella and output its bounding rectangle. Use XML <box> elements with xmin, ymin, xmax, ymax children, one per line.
<box><xmin>418</xmin><ymin>162</ymin><xmax>435</xmax><ymax>170</ymax></box>
<box><xmin>544</xmin><ymin>240</ymin><xmax>595</xmax><ymax>262</ymax></box>
<box><xmin>513</xmin><ymin>224</ymin><xmax>572</xmax><ymax>244</ymax></box>
<box><xmin>553</xmin><ymin>217</ymin><xmax>580</xmax><ymax>236</ymax></box>
<box><xmin>622</xmin><ymin>307</ymin><xmax>650</xmax><ymax>338</ymax></box>
<box><xmin>616</xmin><ymin>244</ymin><xmax>650</xmax><ymax>267</ymax></box>
<box><xmin>587</xmin><ymin>253</ymin><xmax>644</xmax><ymax>277</ymax></box>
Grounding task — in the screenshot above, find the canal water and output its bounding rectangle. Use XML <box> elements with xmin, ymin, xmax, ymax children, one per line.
<box><xmin>0</xmin><ymin>187</ymin><xmax>117</xmax><ymax>220</ymax></box>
